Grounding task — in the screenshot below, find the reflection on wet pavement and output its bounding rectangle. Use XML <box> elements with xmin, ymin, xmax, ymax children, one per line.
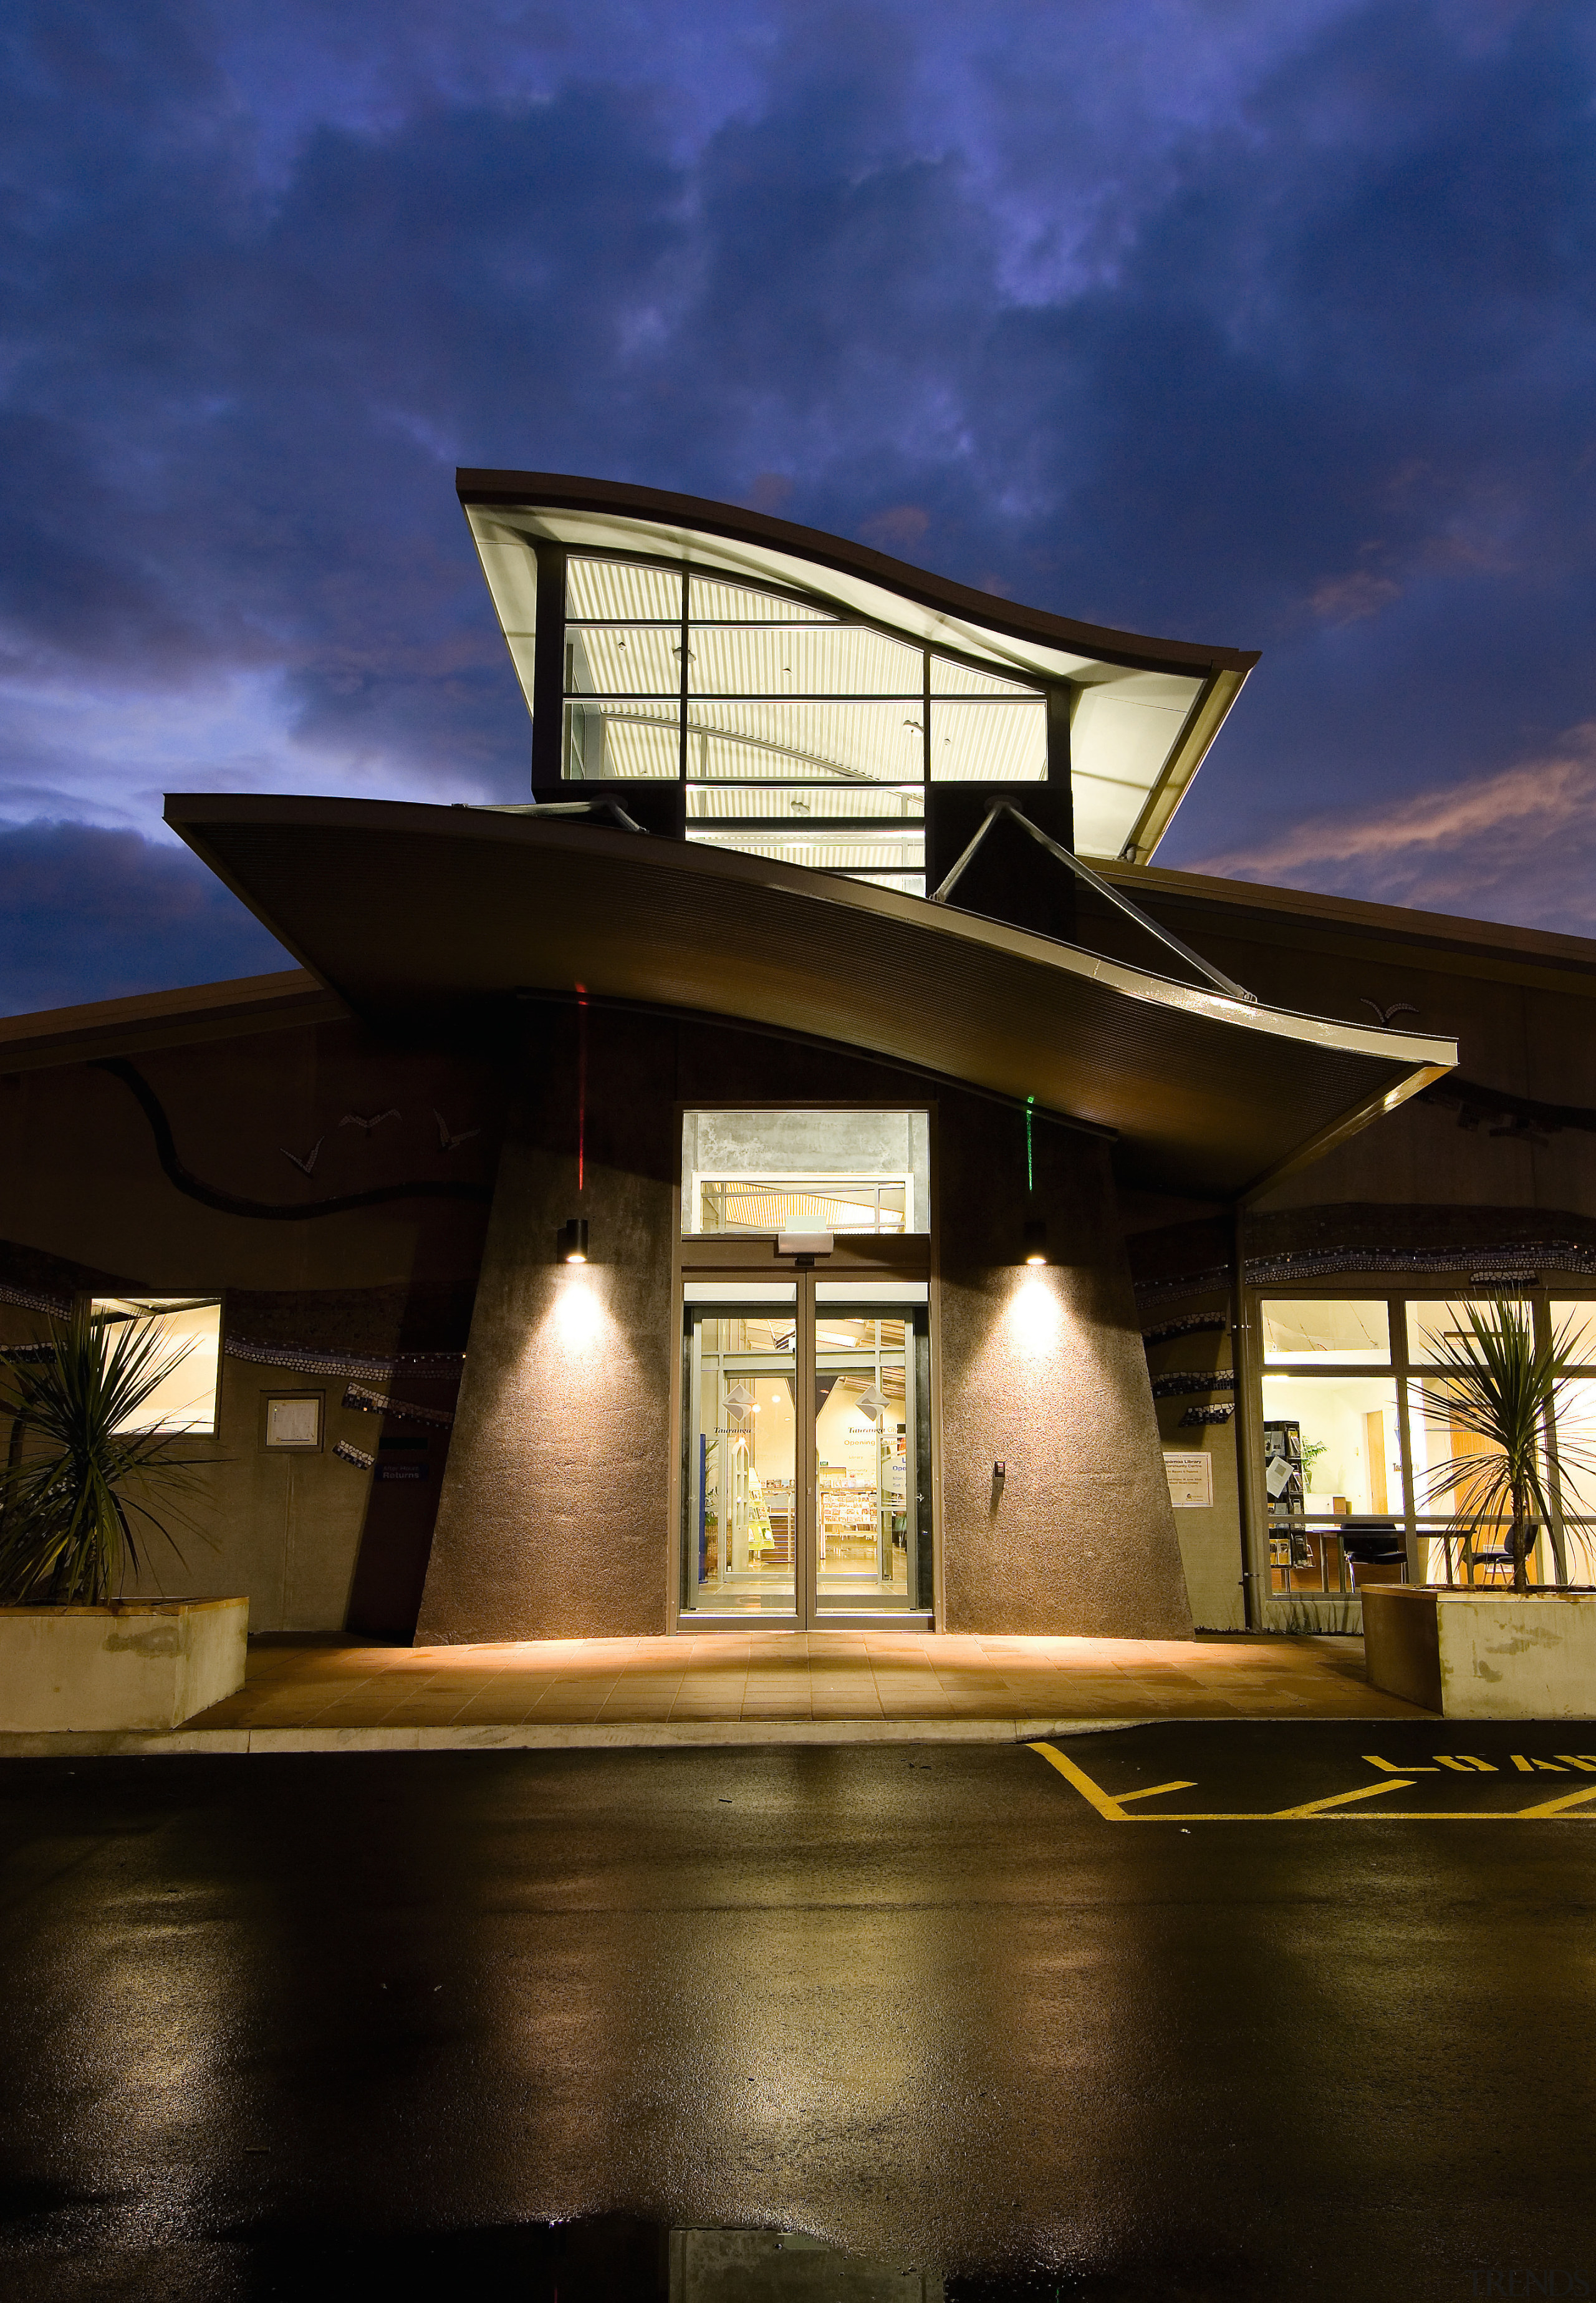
<box><xmin>2</xmin><ymin>1738</ymin><xmax>1593</xmax><ymax>2302</ymax></box>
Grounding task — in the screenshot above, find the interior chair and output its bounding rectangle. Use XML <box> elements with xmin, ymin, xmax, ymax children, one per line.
<box><xmin>1339</xmin><ymin>1518</ymin><xmax>1408</xmax><ymax>1589</ymax></box>
<box><xmin>1469</xmin><ymin>1527</ymin><xmax>1536</xmax><ymax>1585</ymax></box>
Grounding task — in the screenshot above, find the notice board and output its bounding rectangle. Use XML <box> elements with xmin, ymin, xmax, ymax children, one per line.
<box><xmin>1162</xmin><ymin>1450</ymin><xmax>1214</xmax><ymax>1509</ymax></box>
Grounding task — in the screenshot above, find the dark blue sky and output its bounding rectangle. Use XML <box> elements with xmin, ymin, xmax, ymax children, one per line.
<box><xmin>4</xmin><ymin>0</ymin><xmax>1596</xmax><ymax>1011</ymax></box>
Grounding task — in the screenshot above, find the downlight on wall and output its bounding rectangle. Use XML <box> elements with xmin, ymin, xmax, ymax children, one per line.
<box><xmin>1022</xmin><ymin>1220</ymin><xmax>1047</xmax><ymax>1266</ymax></box>
<box><xmin>559</xmin><ymin>1219</ymin><xmax>589</xmax><ymax>1264</ymax></box>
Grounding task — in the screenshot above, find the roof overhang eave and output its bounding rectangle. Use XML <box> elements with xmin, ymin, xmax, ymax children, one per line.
<box><xmin>164</xmin><ymin>794</ymin><xmax>1455</xmax><ymax>1202</ymax></box>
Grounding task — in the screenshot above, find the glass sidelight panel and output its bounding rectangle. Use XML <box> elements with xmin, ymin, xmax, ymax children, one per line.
<box><xmin>814</xmin><ymin>1284</ymin><xmax>931</xmax><ymax>1616</ymax></box>
<box><xmin>1260</xmin><ymin>1373</ymin><xmax>1406</xmax><ymax>1596</ymax></box>
<box><xmin>682</xmin><ymin>1289</ymin><xmax>798</xmax><ymax>1618</ymax></box>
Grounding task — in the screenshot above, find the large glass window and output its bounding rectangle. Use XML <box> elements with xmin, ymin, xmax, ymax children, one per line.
<box><xmin>1261</xmin><ymin>1370</ymin><xmax>1405</xmax><ymax>1596</ymax></box>
<box><xmin>89</xmin><ymin>1296</ymin><xmax>222</xmax><ymax>1434</ymax></box>
<box><xmin>559</xmin><ymin>552</ymin><xmax>1055</xmax><ymax>895</ymax></box>
<box><xmin>1256</xmin><ymin>1292</ymin><xmax>1596</xmax><ymax>1597</ymax></box>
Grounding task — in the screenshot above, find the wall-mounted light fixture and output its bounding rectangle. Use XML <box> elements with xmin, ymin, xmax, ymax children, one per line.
<box><xmin>559</xmin><ymin>1218</ymin><xmax>589</xmax><ymax>1264</ymax></box>
<box><xmin>778</xmin><ymin>1227</ymin><xmax>834</xmax><ymax>1265</ymax></box>
<box><xmin>1022</xmin><ymin>1219</ymin><xmax>1047</xmax><ymax>1266</ymax></box>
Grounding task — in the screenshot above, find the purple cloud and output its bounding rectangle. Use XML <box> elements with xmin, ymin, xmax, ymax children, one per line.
<box><xmin>1</xmin><ymin>0</ymin><xmax>1595</xmax><ymax>1011</ymax></box>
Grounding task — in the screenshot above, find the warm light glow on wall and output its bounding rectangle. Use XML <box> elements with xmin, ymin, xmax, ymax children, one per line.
<box><xmin>553</xmin><ymin>1272</ymin><xmax>604</xmax><ymax>1346</ymax></box>
<box><xmin>1009</xmin><ymin>1274</ymin><xmax>1063</xmax><ymax>1353</ymax></box>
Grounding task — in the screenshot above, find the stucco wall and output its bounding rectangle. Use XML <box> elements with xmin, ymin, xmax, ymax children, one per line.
<box><xmin>936</xmin><ymin>1093</ymin><xmax>1193</xmax><ymax>1639</ymax></box>
<box><xmin>417</xmin><ymin>1007</ymin><xmax>678</xmax><ymax>1642</ymax></box>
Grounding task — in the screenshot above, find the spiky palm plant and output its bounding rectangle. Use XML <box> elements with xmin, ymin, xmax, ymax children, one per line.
<box><xmin>0</xmin><ymin>1308</ymin><xmax>216</xmax><ymax>1606</ymax></box>
<box><xmin>1413</xmin><ymin>1302</ymin><xmax>1595</xmax><ymax>1594</ymax></box>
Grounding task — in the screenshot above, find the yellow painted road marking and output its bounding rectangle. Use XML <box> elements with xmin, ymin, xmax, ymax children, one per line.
<box><xmin>1028</xmin><ymin>1744</ymin><xmax>1596</xmax><ymax>1823</ymax></box>
<box><xmin>1517</xmin><ymin>1782</ymin><xmax>1596</xmax><ymax>1818</ymax></box>
<box><xmin>1365</xmin><ymin>1754</ymin><xmax>1436</xmax><ymax>1773</ymax></box>
<box><xmin>1271</xmin><ymin>1780</ymin><xmax>1417</xmax><ymax>1818</ymax></box>
<box><xmin>1030</xmin><ymin>1742</ymin><xmax>1135</xmax><ymax>1818</ymax></box>
<box><xmin>1555</xmin><ymin>1755</ymin><xmax>1596</xmax><ymax>1772</ymax></box>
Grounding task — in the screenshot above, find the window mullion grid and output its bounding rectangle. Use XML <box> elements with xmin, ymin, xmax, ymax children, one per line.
<box><xmin>922</xmin><ymin>650</ymin><xmax>931</xmax><ymax>786</ymax></box>
<box><xmin>1390</xmin><ymin>1295</ymin><xmax>1421</xmax><ymax>1590</ymax></box>
<box><xmin>677</xmin><ymin>570</ymin><xmax>690</xmax><ymax>784</ymax></box>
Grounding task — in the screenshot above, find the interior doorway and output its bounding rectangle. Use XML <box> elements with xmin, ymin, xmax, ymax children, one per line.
<box><xmin>680</xmin><ymin>1275</ymin><xmax>932</xmax><ymax>1628</ymax></box>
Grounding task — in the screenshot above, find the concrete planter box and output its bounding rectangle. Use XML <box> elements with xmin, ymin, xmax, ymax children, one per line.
<box><xmin>0</xmin><ymin>1598</ymin><xmax>248</xmax><ymax>1731</ymax></box>
<box><xmin>1362</xmin><ymin>1585</ymin><xmax>1596</xmax><ymax>1719</ymax></box>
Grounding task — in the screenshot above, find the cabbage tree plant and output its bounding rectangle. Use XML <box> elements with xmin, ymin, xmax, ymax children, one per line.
<box><xmin>0</xmin><ymin>1307</ymin><xmax>217</xmax><ymax>1606</ymax></box>
<box><xmin>1412</xmin><ymin>1301</ymin><xmax>1595</xmax><ymax>1595</ymax></box>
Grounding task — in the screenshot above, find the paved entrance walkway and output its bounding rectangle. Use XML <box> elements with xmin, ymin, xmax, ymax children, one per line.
<box><xmin>147</xmin><ymin>1628</ymin><xmax>1428</xmax><ymax>1749</ymax></box>
<box><xmin>0</xmin><ymin>1631</ymin><xmax>1432</xmax><ymax>1757</ymax></box>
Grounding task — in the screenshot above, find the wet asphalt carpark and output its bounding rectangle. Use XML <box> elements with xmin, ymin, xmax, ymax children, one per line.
<box><xmin>2</xmin><ymin>1725</ymin><xmax>1594</xmax><ymax>2302</ymax></box>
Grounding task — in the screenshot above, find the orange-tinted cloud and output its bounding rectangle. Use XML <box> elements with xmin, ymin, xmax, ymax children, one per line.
<box><xmin>1186</xmin><ymin>723</ymin><xmax>1596</xmax><ymax>929</ymax></box>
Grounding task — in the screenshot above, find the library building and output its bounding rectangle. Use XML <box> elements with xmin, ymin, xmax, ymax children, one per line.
<box><xmin>4</xmin><ymin>473</ymin><xmax>1596</xmax><ymax>1644</ymax></box>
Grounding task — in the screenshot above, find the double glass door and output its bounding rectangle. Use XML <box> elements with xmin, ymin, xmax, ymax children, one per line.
<box><xmin>681</xmin><ymin>1277</ymin><xmax>931</xmax><ymax>1625</ymax></box>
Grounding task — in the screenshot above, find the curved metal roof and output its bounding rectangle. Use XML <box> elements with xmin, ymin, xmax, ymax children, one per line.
<box><xmin>456</xmin><ymin>470</ymin><xmax>1262</xmax><ymax>864</ymax></box>
<box><xmin>166</xmin><ymin>794</ymin><xmax>1454</xmax><ymax>1200</ymax></box>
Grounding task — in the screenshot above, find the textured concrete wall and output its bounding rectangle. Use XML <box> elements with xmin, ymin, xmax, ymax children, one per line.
<box><xmin>936</xmin><ymin>1092</ymin><xmax>1193</xmax><ymax>1639</ymax></box>
<box><xmin>417</xmin><ymin>1008</ymin><xmax>678</xmax><ymax>1642</ymax></box>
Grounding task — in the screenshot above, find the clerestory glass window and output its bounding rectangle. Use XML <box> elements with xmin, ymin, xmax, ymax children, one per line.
<box><xmin>688</xmin><ymin>625</ymin><xmax>923</xmax><ymax>697</ymax></box>
<box><xmin>682</xmin><ymin>1108</ymin><xmax>931</xmax><ymax>1237</ymax></box>
<box><xmin>560</xmin><ymin>553</ymin><xmax>1054</xmax><ymax>891</ymax></box>
<box><xmin>565</xmin><ymin>557</ymin><xmax>680</xmax><ymax>621</ymax></box>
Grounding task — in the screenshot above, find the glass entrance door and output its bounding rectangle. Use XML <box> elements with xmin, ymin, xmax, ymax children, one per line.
<box><xmin>683</xmin><ymin>1288</ymin><xmax>799</xmax><ymax>1618</ymax></box>
<box><xmin>681</xmin><ymin>1278</ymin><xmax>931</xmax><ymax>1625</ymax></box>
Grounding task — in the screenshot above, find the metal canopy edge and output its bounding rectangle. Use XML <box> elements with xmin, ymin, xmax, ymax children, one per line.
<box><xmin>455</xmin><ymin>468</ymin><xmax>1259</xmax><ymax>682</ymax></box>
<box><xmin>163</xmin><ymin>793</ymin><xmax>1456</xmax><ymax>1200</ymax></box>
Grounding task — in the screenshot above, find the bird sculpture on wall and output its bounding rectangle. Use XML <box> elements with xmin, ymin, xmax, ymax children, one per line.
<box><xmin>1359</xmin><ymin>998</ymin><xmax>1420</xmax><ymax>1026</ymax></box>
<box><xmin>339</xmin><ymin>1109</ymin><xmax>400</xmax><ymax>1131</ymax></box>
<box><xmin>434</xmin><ymin>1111</ymin><xmax>480</xmax><ymax>1152</ymax></box>
<box><xmin>281</xmin><ymin>1139</ymin><xmax>324</xmax><ymax>1176</ymax></box>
